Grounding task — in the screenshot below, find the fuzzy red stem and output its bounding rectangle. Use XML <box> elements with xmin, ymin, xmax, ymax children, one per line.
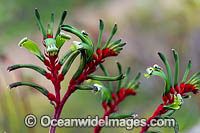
<box><xmin>94</xmin><ymin>89</ymin><xmax>136</xmax><ymax>133</ymax></box>
<box><xmin>49</xmin><ymin>49</ymin><xmax>118</xmax><ymax>133</ymax></box>
<box><xmin>140</xmin><ymin>83</ymin><xmax>199</xmax><ymax>133</ymax></box>
<box><xmin>49</xmin><ymin>88</ymin><xmax>74</xmax><ymax>133</ymax></box>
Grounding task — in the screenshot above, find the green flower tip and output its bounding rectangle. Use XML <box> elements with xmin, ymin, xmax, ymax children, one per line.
<box><xmin>59</xmin><ymin>32</ymin><xmax>71</xmax><ymax>40</ymax></box>
<box><xmin>175</xmin><ymin>94</ymin><xmax>184</xmax><ymax>105</ymax></box>
<box><xmin>18</xmin><ymin>37</ymin><xmax>28</xmax><ymax>47</ymax></box>
<box><xmin>44</xmin><ymin>38</ymin><xmax>58</xmax><ymax>56</ymax></box>
<box><xmin>93</xmin><ymin>83</ymin><xmax>102</xmax><ymax>92</ymax></box>
<box><xmin>164</xmin><ymin>94</ymin><xmax>183</xmax><ymax>110</ymax></box>
<box><xmin>81</xmin><ymin>30</ymin><xmax>88</xmax><ymax>36</ymax></box>
<box><xmin>99</xmin><ymin>19</ymin><xmax>104</xmax><ymax>30</ymax></box>
<box><xmin>8</xmin><ymin>84</ymin><xmax>15</xmax><ymax>90</ymax></box>
<box><xmin>144</xmin><ymin>64</ymin><xmax>162</xmax><ymax>78</ymax></box>
<box><xmin>113</xmin><ymin>23</ymin><xmax>118</xmax><ymax>34</ymax></box>
<box><xmin>34</xmin><ymin>8</ymin><xmax>40</xmax><ymax>20</ymax></box>
<box><xmin>60</xmin><ymin>10</ymin><xmax>67</xmax><ymax>23</ymax></box>
<box><xmin>71</xmin><ymin>41</ymin><xmax>83</xmax><ymax>51</ymax></box>
<box><xmin>7</xmin><ymin>66</ymin><xmax>13</xmax><ymax>72</ymax></box>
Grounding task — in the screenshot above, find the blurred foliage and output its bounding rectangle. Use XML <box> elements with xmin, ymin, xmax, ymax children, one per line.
<box><xmin>0</xmin><ymin>0</ymin><xmax>104</xmax><ymax>46</ymax></box>
<box><xmin>0</xmin><ymin>0</ymin><xmax>200</xmax><ymax>133</ymax></box>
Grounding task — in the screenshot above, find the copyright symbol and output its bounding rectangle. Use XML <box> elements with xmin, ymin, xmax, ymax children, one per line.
<box><xmin>24</xmin><ymin>114</ymin><xmax>37</xmax><ymax>128</ymax></box>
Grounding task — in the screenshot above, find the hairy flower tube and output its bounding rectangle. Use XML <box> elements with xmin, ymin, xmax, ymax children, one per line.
<box><xmin>140</xmin><ymin>49</ymin><xmax>200</xmax><ymax>133</ymax></box>
<box><xmin>8</xmin><ymin>9</ymin><xmax>128</xmax><ymax>133</ymax></box>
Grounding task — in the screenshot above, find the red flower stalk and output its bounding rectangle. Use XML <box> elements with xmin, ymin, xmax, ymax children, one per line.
<box><xmin>141</xmin><ymin>50</ymin><xmax>200</xmax><ymax>133</ymax></box>
<box><xmin>94</xmin><ymin>89</ymin><xmax>137</xmax><ymax>133</ymax></box>
<box><xmin>93</xmin><ymin>62</ymin><xmax>141</xmax><ymax>133</ymax></box>
<box><xmin>8</xmin><ymin>9</ymin><xmax>127</xmax><ymax>133</ymax></box>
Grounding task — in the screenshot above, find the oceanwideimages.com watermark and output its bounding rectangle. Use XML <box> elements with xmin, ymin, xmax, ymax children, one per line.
<box><xmin>24</xmin><ymin>114</ymin><xmax>176</xmax><ymax>130</ymax></box>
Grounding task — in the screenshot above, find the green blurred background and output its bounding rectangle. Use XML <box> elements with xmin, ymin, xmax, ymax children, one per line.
<box><xmin>0</xmin><ymin>0</ymin><xmax>200</xmax><ymax>132</ymax></box>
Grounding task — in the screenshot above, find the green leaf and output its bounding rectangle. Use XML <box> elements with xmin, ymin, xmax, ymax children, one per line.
<box><xmin>75</xmin><ymin>85</ymin><xmax>94</xmax><ymax>90</ymax></box>
<box><xmin>172</xmin><ymin>49</ymin><xmax>179</xmax><ymax>86</ymax></box>
<box><xmin>109</xmin><ymin>113</ymin><xmax>134</xmax><ymax>119</ymax></box>
<box><xmin>85</xmin><ymin>79</ymin><xmax>103</xmax><ymax>86</ymax></box>
<box><xmin>99</xmin><ymin>64</ymin><xmax>112</xmax><ymax>90</ymax></box>
<box><xmin>107</xmin><ymin>39</ymin><xmax>121</xmax><ymax>48</ymax></box>
<box><xmin>61</xmin><ymin>25</ymin><xmax>89</xmax><ymax>44</ymax></box>
<box><xmin>72</xmin><ymin>41</ymin><xmax>94</xmax><ymax>62</ymax></box>
<box><xmin>129</xmin><ymin>81</ymin><xmax>140</xmax><ymax>90</ymax></box>
<box><xmin>113</xmin><ymin>47</ymin><xmax>123</xmax><ymax>53</ymax></box>
<box><xmin>81</xmin><ymin>30</ymin><xmax>94</xmax><ymax>47</ymax></box>
<box><xmin>61</xmin><ymin>51</ymin><xmax>80</xmax><ymax>76</ymax></box>
<box><xmin>158</xmin><ymin>52</ymin><xmax>172</xmax><ymax>94</ymax></box>
<box><xmin>97</xmin><ymin>19</ymin><xmax>104</xmax><ymax>50</ymax></box>
<box><xmin>48</xmin><ymin>13</ymin><xmax>54</xmax><ymax>36</ymax></box>
<box><xmin>55</xmin><ymin>10</ymin><xmax>67</xmax><ymax>38</ymax></box>
<box><xmin>59</xmin><ymin>49</ymin><xmax>73</xmax><ymax>65</ymax></box>
<box><xmin>56</xmin><ymin>33</ymin><xmax>71</xmax><ymax>49</ymax></box>
<box><xmin>186</xmin><ymin>71</ymin><xmax>200</xmax><ymax>84</ymax></box>
<box><xmin>190</xmin><ymin>77</ymin><xmax>200</xmax><ymax>85</ymax></box>
<box><xmin>144</xmin><ymin>65</ymin><xmax>168</xmax><ymax>94</ymax></box>
<box><xmin>87</xmin><ymin>74</ymin><xmax>124</xmax><ymax>81</ymax></box>
<box><xmin>18</xmin><ymin>37</ymin><xmax>45</xmax><ymax>62</ymax></box>
<box><xmin>7</xmin><ymin>64</ymin><xmax>47</xmax><ymax>77</ymax></box>
<box><xmin>127</xmin><ymin>72</ymin><xmax>141</xmax><ymax>89</ymax></box>
<box><xmin>34</xmin><ymin>8</ymin><xmax>47</xmax><ymax>38</ymax></box>
<box><xmin>116</xmin><ymin>62</ymin><xmax>122</xmax><ymax>92</ymax></box>
<box><xmin>9</xmin><ymin>82</ymin><xmax>48</xmax><ymax>97</ymax></box>
<box><xmin>153</xmin><ymin>71</ymin><xmax>168</xmax><ymax>81</ymax></box>
<box><xmin>73</xmin><ymin>51</ymin><xmax>87</xmax><ymax>79</ymax></box>
<box><xmin>110</xmin><ymin>42</ymin><xmax>126</xmax><ymax>50</ymax></box>
<box><xmin>103</xmin><ymin>23</ymin><xmax>118</xmax><ymax>49</ymax></box>
<box><xmin>120</xmin><ymin>67</ymin><xmax>131</xmax><ymax>89</ymax></box>
<box><xmin>181</xmin><ymin>60</ymin><xmax>192</xmax><ymax>83</ymax></box>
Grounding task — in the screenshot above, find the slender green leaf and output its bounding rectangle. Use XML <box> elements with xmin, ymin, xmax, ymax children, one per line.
<box><xmin>61</xmin><ymin>25</ymin><xmax>89</xmax><ymax>44</ymax></box>
<box><xmin>107</xmin><ymin>39</ymin><xmax>121</xmax><ymax>48</ymax></box>
<box><xmin>116</xmin><ymin>62</ymin><xmax>122</xmax><ymax>92</ymax></box>
<box><xmin>59</xmin><ymin>49</ymin><xmax>73</xmax><ymax>65</ymax></box>
<box><xmin>9</xmin><ymin>82</ymin><xmax>48</xmax><ymax>97</ymax></box>
<box><xmin>97</xmin><ymin>19</ymin><xmax>104</xmax><ymax>50</ymax></box>
<box><xmin>73</xmin><ymin>51</ymin><xmax>87</xmax><ymax>79</ymax></box>
<box><xmin>181</xmin><ymin>60</ymin><xmax>192</xmax><ymax>83</ymax></box>
<box><xmin>172</xmin><ymin>49</ymin><xmax>179</xmax><ymax>86</ymax></box>
<box><xmin>75</xmin><ymin>85</ymin><xmax>94</xmax><ymax>90</ymax></box>
<box><xmin>55</xmin><ymin>10</ymin><xmax>67</xmax><ymax>37</ymax></box>
<box><xmin>7</xmin><ymin>64</ymin><xmax>47</xmax><ymax>77</ymax></box>
<box><xmin>34</xmin><ymin>8</ymin><xmax>47</xmax><ymax>38</ymax></box>
<box><xmin>99</xmin><ymin>64</ymin><xmax>112</xmax><ymax>90</ymax></box>
<box><xmin>158</xmin><ymin>52</ymin><xmax>172</xmax><ymax>93</ymax></box>
<box><xmin>49</xmin><ymin>13</ymin><xmax>54</xmax><ymax>36</ymax></box>
<box><xmin>127</xmin><ymin>72</ymin><xmax>141</xmax><ymax>89</ymax></box>
<box><xmin>103</xmin><ymin>24</ymin><xmax>118</xmax><ymax>49</ymax></box>
<box><xmin>110</xmin><ymin>42</ymin><xmax>126</xmax><ymax>50</ymax></box>
<box><xmin>186</xmin><ymin>71</ymin><xmax>200</xmax><ymax>84</ymax></box>
<box><xmin>87</xmin><ymin>74</ymin><xmax>124</xmax><ymax>81</ymax></box>
<box><xmin>109</xmin><ymin>113</ymin><xmax>134</xmax><ymax>119</ymax></box>
<box><xmin>61</xmin><ymin>51</ymin><xmax>80</xmax><ymax>76</ymax></box>
<box><xmin>120</xmin><ymin>67</ymin><xmax>131</xmax><ymax>89</ymax></box>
